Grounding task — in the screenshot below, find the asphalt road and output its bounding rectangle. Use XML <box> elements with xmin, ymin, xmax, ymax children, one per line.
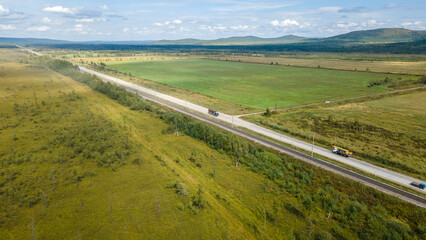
<box><xmin>79</xmin><ymin>66</ymin><xmax>426</xmax><ymax>208</ymax></box>
<box><xmin>79</xmin><ymin>66</ymin><xmax>425</xmax><ymax>190</ymax></box>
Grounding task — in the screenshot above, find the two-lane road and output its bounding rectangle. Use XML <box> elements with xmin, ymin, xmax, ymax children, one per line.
<box><xmin>79</xmin><ymin>66</ymin><xmax>425</xmax><ymax>193</ymax></box>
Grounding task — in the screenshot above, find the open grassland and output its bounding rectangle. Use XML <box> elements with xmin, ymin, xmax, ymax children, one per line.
<box><xmin>72</xmin><ymin>55</ymin><xmax>187</xmax><ymax>64</ymax></box>
<box><xmin>1</xmin><ymin>55</ymin><xmax>425</xmax><ymax>239</ymax></box>
<box><xmin>0</xmin><ymin>49</ymin><xmax>31</xmax><ymax>63</ymax></box>
<box><xmin>106</xmin><ymin>59</ymin><xmax>419</xmax><ymax>111</ymax></box>
<box><xmin>244</xmin><ymin>90</ymin><xmax>426</xmax><ymax>179</ymax></box>
<box><xmin>208</xmin><ymin>55</ymin><xmax>426</xmax><ymax>75</ymax></box>
<box><xmin>0</xmin><ymin>61</ymin><xmax>272</xmax><ymax>239</ymax></box>
<box><xmin>259</xmin><ymin>52</ymin><xmax>426</xmax><ymax>61</ymax></box>
<box><xmin>85</xmin><ymin>63</ymin><xmax>258</xmax><ymax>114</ymax></box>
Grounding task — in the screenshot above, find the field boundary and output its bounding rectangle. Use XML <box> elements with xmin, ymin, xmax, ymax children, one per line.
<box><xmin>203</xmin><ymin>56</ymin><xmax>426</xmax><ymax>76</ymax></box>
<box><xmin>237</xmin><ymin>85</ymin><xmax>426</xmax><ymax>117</ymax></box>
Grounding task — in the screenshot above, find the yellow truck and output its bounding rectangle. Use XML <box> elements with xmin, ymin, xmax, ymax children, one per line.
<box><xmin>332</xmin><ymin>145</ymin><xmax>352</xmax><ymax>157</ymax></box>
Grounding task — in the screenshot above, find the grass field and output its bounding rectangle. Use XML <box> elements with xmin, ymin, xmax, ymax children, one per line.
<box><xmin>244</xmin><ymin>90</ymin><xmax>426</xmax><ymax>179</ymax></box>
<box><xmin>209</xmin><ymin>55</ymin><xmax>426</xmax><ymax>75</ymax></box>
<box><xmin>106</xmin><ymin>59</ymin><xmax>418</xmax><ymax>110</ymax></box>
<box><xmin>0</xmin><ymin>61</ymin><xmax>276</xmax><ymax>239</ymax></box>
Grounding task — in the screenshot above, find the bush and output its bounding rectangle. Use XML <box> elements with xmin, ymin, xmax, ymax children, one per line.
<box><xmin>314</xmin><ymin>231</ymin><xmax>332</xmax><ymax>240</ymax></box>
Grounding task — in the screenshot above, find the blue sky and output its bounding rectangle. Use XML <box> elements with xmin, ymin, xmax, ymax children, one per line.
<box><xmin>0</xmin><ymin>0</ymin><xmax>424</xmax><ymax>41</ymax></box>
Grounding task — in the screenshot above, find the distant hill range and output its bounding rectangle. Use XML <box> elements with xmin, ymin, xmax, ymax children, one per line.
<box><xmin>1</xmin><ymin>28</ymin><xmax>424</xmax><ymax>46</ymax></box>
<box><xmin>318</xmin><ymin>28</ymin><xmax>426</xmax><ymax>44</ymax></box>
<box><xmin>1</xmin><ymin>28</ymin><xmax>425</xmax><ymax>53</ymax></box>
<box><xmin>0</xmin><ymin>37</ymin><xmax>70</xmax><ymax>45</ymax></box>
<box><xmin>150</xmin><ymin>28</ymin><xmax>425</xmax><ymax>45</ymax></box>
<box><xmin>0</xmin><ymin>38</ymin><xmax>154</xmax><ymax>45</ymax></box>
<box><xmin>152</xmin><ymin>35</ymin><xmax>306</xmax><ymax>45</ymax></box>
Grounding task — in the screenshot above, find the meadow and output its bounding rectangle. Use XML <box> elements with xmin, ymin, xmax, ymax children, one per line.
<box><xmin>1</xmin><ymin>52</ymin><xmax>425</xmax><ymax>239</ymax></box>
<box><xmin>0</xmin><ymin>60</ymin><xmax>269</xmax><ymax>239</ymax></box>
<box><xmin>208</xmin><ymin>55</ymin><xmax>426</xmax><ymax>75</ymax></box>
<box><xmin>106</xmin><ymin>59</ymin><xmax>419</xmax><ymax>110</ymax></box>
<box><xmin>244</xmin><ymin>90</ymin><xmax>426</xmax><ymax>179</ymax></box>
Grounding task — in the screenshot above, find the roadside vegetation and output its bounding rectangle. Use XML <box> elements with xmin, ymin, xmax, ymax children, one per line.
<box><xmin>245</xmin><ymin>90</ymin><xmax>426</xmax><ymax>179</ymax></box>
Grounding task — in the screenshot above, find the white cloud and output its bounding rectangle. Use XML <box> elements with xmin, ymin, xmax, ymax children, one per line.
<box><xmin>43</xmin><ymin>6</ymin><xmax>74</xmax><ymax>14</ymax></box>
<box><xmin>100</xmin><ymin>5</ymin><xmax>108</xmax><ymax>10</ymax></box>
<box><xmin>154</xmin><ymin>20</ymin><xmax>181</xmax><ymax>26</ymax></box>
<box><xmin>270</xmin><ymin>19</ymin><xmax>299</xmax><ymax>27</ymax></box>
<box><xmin>76</xmin><ymin>18</ymin><xmax>94</xmax><ymax>23</ymax></box>
<box><xmin>179</xmin><ymin>26</ymin><xmax>190</xmax><ymax>32</ymax></box>
<box><xmin>0</xmin><ymin>4</ymin><xmax>10</xmax><ymax>15</ymax></box>
<box><xmin>362</xmin><ymin>19</ymin><xmax>377</xmax><ymax>27</ymax></box>
<box><xmin>367</xmin><ymin>19</ymin><xmax>377</xmax><ymax>25</ymax></box>
<box><xmin>336</xmin><ymin>22</ymin><xmax>358</xmax><ymax>28</ymax></box>
<box><xmin>42</xmin><ymin>17</ymin><xmax>52</xmax><ymax>23</ymax></box>
<box><xmin>385</xmin><ymin>3</ymin><xmax>397</xmax><ymax>9</ymax></box>
<box><xmin>72</xmin><ymin>24</ymin><xmax>90</xmax><ymax>34</ymax></box>
<box><xmin>299</xmin><ymin>22</ymin><xmax>314</xmax><ymax>29</ymax></box>
<box><xmin>0</xmin><ymin>24</ymin><xmax>15</xmax><ymax>30</ymax></box>
<box><xmin>74</xmin><ymin>24</ymin><xmax>84</xmax><ymax>31</ymax></box>
<box><xmin>213</xmin><ymin>2</ymin><xmax>294</xmax><ymax>12</ymax></box>
<box><xmin>230</xmin><ymin>25</ymin><xmax>250</xmax><ymax>30</ymax></box>
<box><xmin>215</xmin><ymin>26</ymin><xmax>227</xmax><ymax>30</ymax></box>
<box><xmin>401</xmin><ymin>21</ymin><xmax>421</xmax><ymax>27</ymax></box>
<box><xmin>123</xmin><ymin>27</ymin><xmax>129</xmax><ymax>32</ymax></box>
<box><xmin>26</xmin><ymin>26</ymin><xmax>50</xmax><ymax>31</ymax></box>
<box><xmin>319</xmin><ymin>6</ymin><xmax>342</xmax><ymax>12</ymax></box>
<box><xmin>200</xmin><ymin>25</ymin><xmax>231</xmax><ymax>32</ymax></box>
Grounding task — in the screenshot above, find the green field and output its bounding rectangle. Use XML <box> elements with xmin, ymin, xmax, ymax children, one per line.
<box><xmin>245</xmin><ymin>90</ymin><xmax>426</xmax><ymax>179</ymax></box>
<box><xmin>106</xmin><ymin>59</ymin><xmax>418</xmax><ymax>109</ymax></box>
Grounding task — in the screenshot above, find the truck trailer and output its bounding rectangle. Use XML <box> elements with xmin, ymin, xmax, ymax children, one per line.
<box><xmin>410</xmin><ymin>182</ymin><xmax>425</xmax><ymax>189</ymax></box>
<box><xmin>208</xmin><ymin>109</ymin><xmax>219</xmax><ymax>117</ymax></box>
<box><xmin>332</xmin><ymin>145</ymin><xmax>352</xmax><ymax>157</ymax></box>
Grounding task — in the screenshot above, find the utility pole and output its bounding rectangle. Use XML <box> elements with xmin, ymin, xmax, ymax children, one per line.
<box><xmin>174</xmin><ymin>118</ymin><xmax>179</xmax><ymax>136</ymax></box>
<box><xmin>311</xmin><ymin>133</ymin><xmax>315</xmax><ymax>157</ymax></box>
<box><xmin>232</xmin><ymin>108</ymin><xmax>234</xmax><ymax>128</ymax></box>
<box><xmin>327</xmin><ymin>193</ymin><xmax>340</xmax><ymax>219</ymax></box>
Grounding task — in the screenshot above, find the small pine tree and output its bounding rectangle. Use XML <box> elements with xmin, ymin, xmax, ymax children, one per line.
<box><xmin>264</xmin><ymin>107</ymin><xmax>271</xmax><ymax>117</ymax></box>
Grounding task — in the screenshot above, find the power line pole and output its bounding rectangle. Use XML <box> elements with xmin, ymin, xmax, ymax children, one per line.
<box><xmin>232</xmin><ymin>108</ymin><xmax>234</xmax><ymax>128</ymax></box>
<box><xmin>327</xmin><ymin>193</ymin><xmax>340</xmax><ymax>219</ymax></box>
<box><xmin>174</xmin><ymin>118</ymin><xmax>179</xmax><ymax>136</ymax></box>
<box><xmin>311</xmin><ymin>133</ymin><xmax>315</xmax><ymax>157</ymax></box>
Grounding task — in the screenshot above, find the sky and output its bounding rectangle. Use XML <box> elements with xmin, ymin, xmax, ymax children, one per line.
<box><xmin>0</xmin><ymin>0</ymin><xmax>425</xmax><ymax>41</ymax></box>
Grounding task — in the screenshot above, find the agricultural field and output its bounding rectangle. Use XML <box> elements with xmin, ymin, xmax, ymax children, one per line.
<box><xmin>244</xmin><ymin>90</ymin><xmax>426</xmax><ymax>179</ymax></box>
<box><xmin>1</xmin><ymin>53</ymin><xmax>425</xmax><ymax>239</ymax></box>
<box><xmin>106</xmin><ymin>59</ymin><xmax>420</xmax><ymax>111</ymax></box>
<box><xmin>85</xmin><ymin>62</ymin><xmax>258</xmax><ymax>114</ymax></box>
<box><xmin>208</xmin><ymin>55</ymin><xmax>426</xmax><ymax>75</ymax></box>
